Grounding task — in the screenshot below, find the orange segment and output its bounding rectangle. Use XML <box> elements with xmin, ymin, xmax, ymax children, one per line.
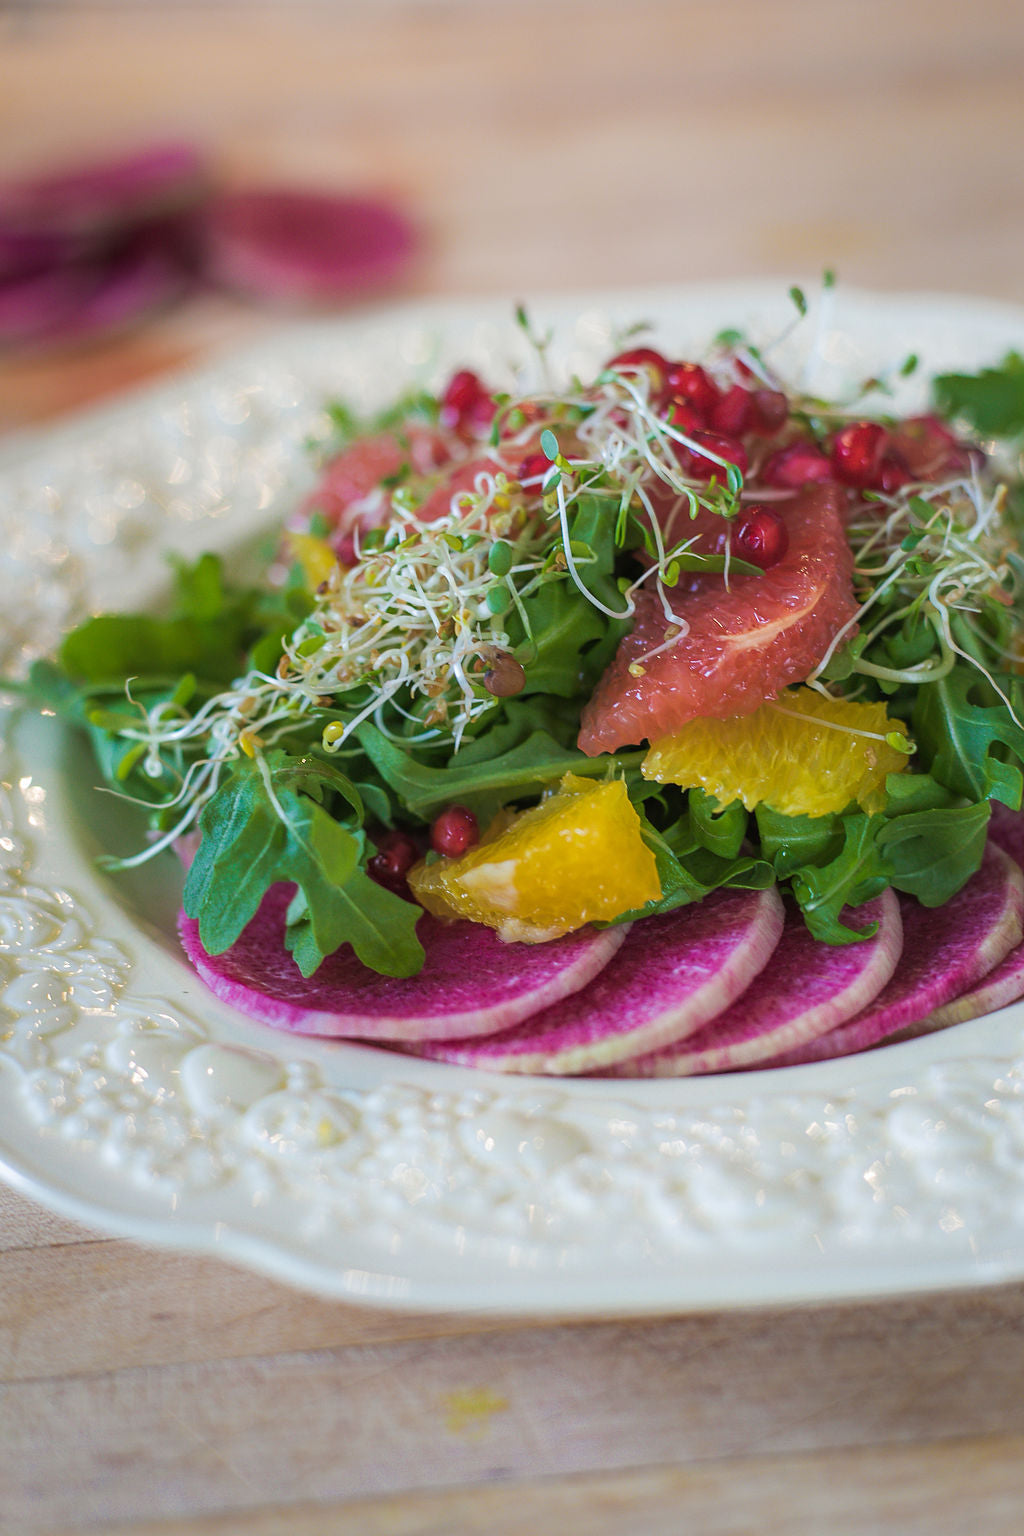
<box><xmin>285</xmin><ymin>531</ymin><xmax>339</xmax><ymax>590</ymax></box>
<box><xmin>408</xmin><ymin>773</ymin><xmax>661</xmax><ymax>942</ymax></box>
<box><xmin>643</xmin><ymin>687</ymin><xmax>910</xmax><ymax>818</ymax></box>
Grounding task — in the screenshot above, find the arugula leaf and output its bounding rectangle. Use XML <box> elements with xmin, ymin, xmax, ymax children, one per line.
<box><xmin>183</xmin><ymin>751</ymin><xmax>423</xmax><ymax>977</ymax></box>
<box><xmin>688</xmin><ymin>790</ymin><xmax>748</xmax><ymax>859</ymax></box>
<box><xmin>912</xmin><ymin>667</ymin><xmax>1024</xmax><ymax>808</ymax></box>
<box><xmin>933</xmin><ymin>352</ymin><xmax>1024</xmax><ymax>437</ymax></box>
<box><xmin>755</xmin><ymin>805</ymin><xmax>844</xmax><ymax>878</ymax></box>
<box><xmin>608</xmin><ymin>819</ymin><xmax>773</xmax><ymax>925</ymax></box>
<box><xmin>283</xmin><ymin>865</ymin><xmax>424</xmax><ymax>979</ymax></box>
<box><xmin>789</xmin><ymin>813</ymin><xmax>888</xmax><ymax>944</ymax></box>
<box><xmin>877</xmin><ymin>801</ymin><xmax>989</xmax><ymax>905</ymax></box>
<box><xmin>510</xmin><ymin>494</ymin><xmax>631</xmax><ymax>693</ymax></box>
<box><xmin>356</xmin><ymin>722</ymin><xmax>643</xmax><ymax>824</ymax></box>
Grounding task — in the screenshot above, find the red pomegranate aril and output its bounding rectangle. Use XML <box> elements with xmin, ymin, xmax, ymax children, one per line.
<box><xmin>517</xmin><ymin>450</ymin><xmax>553</xmax><ymax>490</ymax></box>
<box><xmin>368</xmin><ymin>829</ymin><xmax>420</xmax><ymax>891</ymax></box>
<box><xmin>750</xmin><ymin>388</ymin><xmax>789</xmax><ymax>434</ymax></box>
<box><xmin>761</xmin><ymin>441</ymin><xmax>834</xmax><ymax>489</ymax></box>
<box><xmin>431</xmin><ymin>804</ymin><xmax>479</xmax><ymax>858</ymax></box>
<box><xmin>607</xmin><ymin>346</ymin><xmax>669</xmax><ymax>388</ymax></box>
<box><xmin>878</xmin><ymin>450</ymin><xmax>913</xmax><ymax>494</ymax></box>
<box><xmin>831</xmin><ymin>421</ymin><xmax>889</xmax><ymax>488</ymax></box>
<box><xmin>890</xmin><ymin>414</ymin><xmax>977</xmax><ymax>481</ymax></box>
<box><xmin>440</xmin><ymin>368</ymin><xmax>486</xmax><ymax>431</ymax></box>
<box><xmin>335</xmin><ymin>533</ymin><xmax>357</xmax><ymax>567</ymax></box>
<box><xmin>468</xmin><ymin>392</ymin><xmax>497</xmax><ymax>434</ymax></box>
<box><xmin>684</xmin><ymin>430</ymin><xmax>748</xmax><ymax>481</ymax></box>
<box><xmin>666</xmin><ymin>399</ymin><xmax>704</xmax><ymax>435</ymax></box>
<box><xmin>710</xmin><ymin>383</ymin><xmax>753</xmax><ymax>436</ymax></box>
<box><xmin>734</xmin><ymin>505</ymin><xmax>789</xmax><ymax>569</ymax></box>
<box><xmin>662</xmin><ymin>361</ymin><xmax>719</xmax><ymax>416</ymax></box>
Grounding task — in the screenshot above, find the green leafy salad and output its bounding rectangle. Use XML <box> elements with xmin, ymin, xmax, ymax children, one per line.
<box><xmin>19</xmin><ymin>302</ymin><xmax>1024</xmax><ymax>983</ymax></box>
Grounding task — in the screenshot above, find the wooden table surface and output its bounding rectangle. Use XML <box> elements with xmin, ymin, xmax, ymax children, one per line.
<box><xmin>4</xmin><ymin>3</ymin><xmax>1024</xmax><ymax>1531</ymax></box>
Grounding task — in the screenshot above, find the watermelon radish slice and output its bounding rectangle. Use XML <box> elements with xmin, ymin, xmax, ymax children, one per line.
<box><xmin>908</xmin><ymin>810</ymin><xmax>1024</xmax><ymax>1034</ymax></box>
<box><xmin>760</xmin><ymin>842</ymin><xmax>1024</xmax><ymax>1067</ymax></box>
<box><xmin>178</xmin><ymin>882</ymin><xmax>625</xmax><ymax>1041</ymax></box>
<box><xmin>617</xmin><ymin>888</ymin><xmax>902</xmax><ymax>1077</ymax></box>
<box><xmin>202</xmin><ymin>189</ymin><xmax>415</xmax><ymax>303</ymax></box>
<box><xmin>989</xmin><ymin>801</ymin><xmax>1024</xmax><ymax>869</ymax></box>
<box><xmin>0</xmin><ymin>144</ymin><xmax>208</xmax><ymax>247</ymax></box>
<box><xmin>411</xmin><ymin>884</ymin><xmax>785</xmax><ymax>1075</ymax></box>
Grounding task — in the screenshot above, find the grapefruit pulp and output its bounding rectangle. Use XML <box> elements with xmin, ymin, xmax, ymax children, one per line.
<box><xmin>578</xmin><ymin>483</ymin><xmax>858</xmax><ymax>754</ymax></box>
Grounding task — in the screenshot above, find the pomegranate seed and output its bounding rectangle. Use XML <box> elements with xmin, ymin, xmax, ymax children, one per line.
<box><xmin>662</xmin><ymin>360</ymin><xmax>719</xmax><ymax>416</ymax></box>
<box><xmin>431</xmin><ymin>804</ymin><xmax>479</xmax><ymax>858</ymax></box>
<box><xmin>335</xmin><ymin>533</ymin><xmax>357</xmax><ymax>566</ymax></box>
<box><xmin>734</xmin><ymin>505</ymin><xmax>789</xmax><ymax>569</ymax></box>
<box><xmin>517</xmin><ymin>450</ymin><xmax>553</xmax><ymax>490</ymax></box>
<box><xmin>467</xmin><ymin>392</ymin><xmax>497</xmax><ymax>434</ymax></box>
<box><xmin>890</xmin><ymin>414</ymin><xmax>979</xmax><ymax>480</ymax></box>
<box><xmin>440</xmin><ymin>369</ymin><xmax>488</xmax><ymax>431</ymax></box>
<box><xmin>607</xmin><ymin>346</ymin><xmax>669</xmax><ymax>388</ymax></box>
<box><xmin>750</xmin><ymin>388</ymin><xmax>789</xmax><ymax>434</ymax></box>
<box><xmin>710</xmin><ymin>383</ymin><xmax>753</xmax><ymax>436</ymax></box>
<box><xmin>440</xmin><ymin>369</ymin><xmax>480</xmax><ymax>423</ymax></box>
<box><xmin>761</xmin><ymin>441</ymin><xmax>834</xmax><ymax>489</ymax></box>
<box><xmin>680</xmin><ymin>430</ymin><xmax>748</xmax><ymax>481</ymax></box>
<box><xmin>878</xmin><ymin>451</ymin><xmax>913</xmax><ymax>493</ymax></box>
<box><xmin>831</xmin><ymin>421</ymin><xmax>889</xmax><ymax>488</ymax></box>
<box><xmin>367</xmin><ymin>829</ymin><xmax>420</xmax><ymax>892</ymax></box>
<box><xmin>666</xmin><ymin>399</ymin><xmax>703</xmax><ymax>435</ymax></box>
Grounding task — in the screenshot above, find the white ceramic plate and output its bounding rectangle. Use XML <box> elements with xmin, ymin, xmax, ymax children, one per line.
<box><xmin>4</xmin><ymin>282</ymin><xmax>1024</xmax><ymax>1314</ymax></box>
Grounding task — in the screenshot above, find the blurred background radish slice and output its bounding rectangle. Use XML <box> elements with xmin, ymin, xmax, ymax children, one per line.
<box><xmin>0</xmin><ymin>143</ymin><xmax>208</xmax><ymax>248</ymax></box>
<box><xmin>202</xmin><ymin>189</ymin><xmax>416</xmax><ymax>302</ymax></box>
<box><xmin>0</xmin><ymin>232</ymin><xmax>192</xmax><ymax>350</ymax></box>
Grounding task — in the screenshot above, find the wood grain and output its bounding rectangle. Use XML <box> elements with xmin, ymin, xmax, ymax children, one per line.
<box><xmin>45</xmin><ymin>1436</ymin><xmax>1024</xmax><ymax>1536</ymax></box>
<box><xmin>4</xmin><ymin>4</ymin><xmax>1024</xmax><ymax>1531</ymax></box>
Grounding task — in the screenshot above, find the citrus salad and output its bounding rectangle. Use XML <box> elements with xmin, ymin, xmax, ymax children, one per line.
<box><xmin>26</xmin><ymin>293</ymin><xmax>1024</xmax><ymax>1073</ymax></box>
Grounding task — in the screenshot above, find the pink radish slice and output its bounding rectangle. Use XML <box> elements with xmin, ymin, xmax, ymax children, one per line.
<box><xmin>760</xmin><ymin>842</ymin><xmax>1024</xmax><ymax>1067</ymax></box>
<box><xmin>178</xmin><ymin>883</ymin><xmax>626</xmax><ymax>1042</ymax></box>
<box><xmin>0</xmin><ymin>144</ymin><xmax>208</xmax><ymax>243</ymax></box>
<box><xmin>989</xmin><ymin>801</ymin><xmax>1024</xmax><ymax>869</ymax></box>
<box><xmin>0</xmin><ymin>235</ymin><xmax>191</xmax><ymax>350</ymax></box>
<box><xmin>202</xmin><ymin>189</ymin><xmax>415</xmax><ymax>302</ymax></box>
<box><xmin>617</xmin><ymin>889</ymin><xmax>903</xmax><ymax>1078</ymax></box>
<box><xmin>411</xmin><ymin>884</ymin><xmax>786</xmax><ymax>1075</ymax></box>
<box><xmin>908</xmin><ymin>816</ymin><xmax>1024</xmax><ymax>1035</ymax></box>
<box><xmin>912</xmin><ymin>941</ymin><xmax>1024</xmax><ymax>1034</ymax></box>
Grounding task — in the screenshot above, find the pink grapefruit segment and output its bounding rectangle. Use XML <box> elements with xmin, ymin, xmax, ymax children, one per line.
<box><xmin>578</xmin><ymin>483</ymin><xmax>858</xmax><ymax>754</ymax></box>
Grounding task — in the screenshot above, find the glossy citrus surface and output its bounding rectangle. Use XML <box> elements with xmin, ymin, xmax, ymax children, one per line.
<box><xmin>408</xmin><ymin>773</ymin><xmax>661</xmax><ymax>941</ymax></box>
<box><xmin>578</xmin><ymin>484</ymin><xmax>859</xmax><ymax>754</ymax></box>
<box><xmin>643</xmin><ymin>687</ymin><xmax>909</xmax><ymax>817</ymax></box>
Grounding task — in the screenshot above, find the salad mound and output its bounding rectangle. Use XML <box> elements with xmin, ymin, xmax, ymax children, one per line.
<box><xmin>25</xmin><ymin>292</ymin><xmax>1024</xmax><ymax>1073</ymax></box>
